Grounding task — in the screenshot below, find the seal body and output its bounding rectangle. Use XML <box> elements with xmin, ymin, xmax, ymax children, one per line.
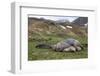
<box><xmin>65</xmin><ymin>38</ymin><xmax>83</xmax><ymax>51</ymax></box>
<box><xmin>35</xmin><ymin>43</ymin><xmax>52</xmax><ymax>49</ymax></box>
<box><xmin>63</xmin><ymin>46</ymin><xmax>76</xmax><ymax>52</ymax></box>
<box><xmin>52</xmin><ymin>41</ymin><xmax>71</xmax><ymax>52</ymax></box>
<box><xmin>52</xmin><ymin>38</ymin><xmax>83</xmax><ymax>52</ymax></box>
<box><xmin>35</xmin><ymin>38</ymin><xmax>83</xmax><ymax>52</ymax></box>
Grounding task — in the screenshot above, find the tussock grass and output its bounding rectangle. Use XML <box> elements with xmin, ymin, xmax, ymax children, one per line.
<box><xmin>28</xmin><ymin>36</ymin><xmax>88</xmax><ymax>61</ymax></box>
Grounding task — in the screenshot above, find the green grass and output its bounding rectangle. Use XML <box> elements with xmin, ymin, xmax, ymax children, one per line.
<box><xmin>28</xmin><ymin>36</ymin><xmax>88</xmax><ymax>61</ymax></box>
<box><xmin>28</xmin><ymin>18</ymin><xmax>88</xmax><ymax>61</ymax></box>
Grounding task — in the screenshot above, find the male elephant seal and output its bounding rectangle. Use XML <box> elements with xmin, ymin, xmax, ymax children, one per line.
<box><xmin>35</xmin><ymin>38</ymin><xmax>83</xmax><ymax>52</ymax></box>
<box><xmin>64</xmin><ymin>38</ymin><xmax>83</xmax><ymax>51</ymax></box>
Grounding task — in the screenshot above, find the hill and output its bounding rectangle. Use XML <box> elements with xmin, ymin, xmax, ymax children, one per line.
<box><xmin>28</xmin><ymin>17</ymin><xmax>88</xmax><ymax>60</ymax></box>
<box><xmin>72</xmin><ymin>17</ymin><xmax>88</xmax><ymax>26</ymax></box>
<box><xmin>28</xmin><ymin>17</ymin><xmax>87</xmax><ymax>44</ymax></box>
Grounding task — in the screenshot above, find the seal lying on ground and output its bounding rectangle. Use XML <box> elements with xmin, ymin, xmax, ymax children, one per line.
<box><xmin>64</xmin><ymin>38</ymin><xmax>83</xmax><ymax>51</ymax></box>
<box><xmin>35</xmin><ymin>38</ymin><xmax>83</xmax><ymax>52</ymax></box>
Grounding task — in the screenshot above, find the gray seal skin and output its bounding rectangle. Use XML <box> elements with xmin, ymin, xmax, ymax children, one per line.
<box><xmin>51</xmin><ymin>41</ymin><xmax>71</xmax><ymax>52</ymax></box>
<box><xmin>63</xmin><ymin>46</ymin><xmax>76</xmax><ymax>52</ymax></box>
<box><xmin>64</xmin><ymin>38</ymin><xmax>83</xmax><ymax>51</ymax></box>
<box><xmin>65</xmin><ymin>38</ymin><xmax>81</xmax><ymax>46</ymax></box>
<box><xmin>52</xmin><ymin>38</ymin><xmax>83</xmax><ymax>52</ymax></box>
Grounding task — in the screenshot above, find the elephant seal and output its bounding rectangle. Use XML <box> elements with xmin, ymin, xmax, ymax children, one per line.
<box><xmin>35</xmin><ymin>38</ymin><xmax>83</xmax><ymax>52</ymax></box>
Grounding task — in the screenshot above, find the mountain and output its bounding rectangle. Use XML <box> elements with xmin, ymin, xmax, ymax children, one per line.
<box><xmin>72</xmin><ymin>17</ymin><xmax>88</xmax><ymax>26</ymax></box>
<box><xmin>28</xmin><ymin>17</ymin><xmax>87</xmax><ymax>43</ymax></box>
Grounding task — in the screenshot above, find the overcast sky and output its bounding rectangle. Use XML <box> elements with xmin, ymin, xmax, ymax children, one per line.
<box><xmin>28</xmin><ymin>15</ymin><xmax>78</xmax><ymax>22</ymax></box>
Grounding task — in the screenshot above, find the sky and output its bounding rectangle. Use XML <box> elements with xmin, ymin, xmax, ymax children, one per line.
<box><xmin>28</xmin><ymin>15</ymin><xmax>78</xmax><ymax>22</ymax></box>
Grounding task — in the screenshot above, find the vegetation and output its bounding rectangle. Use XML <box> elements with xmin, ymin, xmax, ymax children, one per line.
<box><xmin>28</xmin><ymin>17</ymin><xmax>88</xmax><ymax>60</ymax></box>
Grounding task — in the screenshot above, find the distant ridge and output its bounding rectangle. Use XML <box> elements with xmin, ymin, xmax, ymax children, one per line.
<box><xmin>72</xmin><ymin>17</ymin><xmax>88</xmax><ymax>26</ymax></box>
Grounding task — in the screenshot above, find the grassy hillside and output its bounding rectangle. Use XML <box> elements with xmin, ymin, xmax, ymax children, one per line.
<box><xmin>28</xmin><ymin>17</ymin><xmax>88</xmax><ymax>60</ymax></box>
